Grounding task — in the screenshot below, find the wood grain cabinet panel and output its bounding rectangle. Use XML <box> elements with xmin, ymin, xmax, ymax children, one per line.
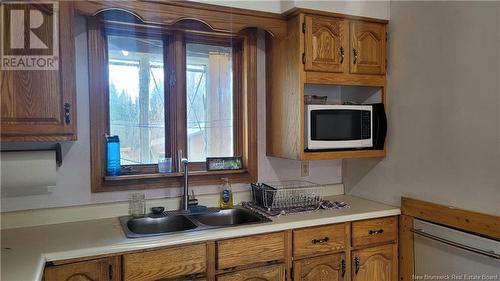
<box><xmin>123</xmin><ymin>243</ymin><xmax>207</xmax><ymax>281</ymax></box>
<box><xmin>43</xmin><ymin>256</ymin><xmax>120</xmax><ymax>281</ymax></box>
<box><xmin>293</xmin><ymin>253</ymin><xmax>346</xmax><ymax>281</ymax></box>
<box><xmin>352</xmin><ymin>216</ymin><xmax>397</xmax><ymax>248</ymax></box>
<box><xmin>352</xmin><ymin>244</ymin><xmax>397</xmax><ymax>281</ymax></box>
<box><xmin>216</xmin><ymin>264</ymin><xmax>285</xmax><ymax>281</ymax></box>
<box><xmin>293</xmin><ymin>224</ymin><xmax>346</xmax><ymax>258</ymax></box>
<box><xmin>217</xmin><ymin>232</ymin><xmax>285</xmax><ymax>269</ymax></box>
<box><xmin>0</xmin><ymin>2</ymin><xmax>77</xmax><ymax>142</ymax></box>
<box><xmin>304</xmin><ymin>16</ymin><xmax>347</xmax><ymax>73</ymax></box>
<box><xmin>349</xmin><ymin>21</ymin><xmax>386</xmax><ymax>75</ymax></box>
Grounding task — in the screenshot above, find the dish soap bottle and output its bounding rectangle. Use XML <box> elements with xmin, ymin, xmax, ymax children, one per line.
<box><xmin>219</xmin><ymin>178</ymin><xmax>233</xmax><ymax>209</ymax></box>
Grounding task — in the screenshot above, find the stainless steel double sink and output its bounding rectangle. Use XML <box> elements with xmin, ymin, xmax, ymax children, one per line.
<box><xmin>120</xmin><ymin>207</ymin><xmax>270</xmax><ymax>238</ymax></box>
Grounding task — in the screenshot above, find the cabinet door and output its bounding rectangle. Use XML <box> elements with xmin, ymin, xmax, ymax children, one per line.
<box><xmin>352</xmin><ymin>244</ymin><xmax>397</xmax><ymax>281</ymax></box>
<box><xmin>304</xmin><ymin>16</ymin><xmax>347</xmax><ymax>73</ymax></box>
<box><xmin>43</xmin><ymin>257</ymin><xmax>120</xmax><ymax>281</ymax></box>
<box><xmin>349</xmin><ymin>21</ymin><xmax>386</xmax><ymax>75</ymax></box>
<box><xmin>293</xmin><ymin>253</ymin><xmax>345</xmax><ymax>281</ymax></box>
<box><xmin>0</xmin><ymin>2</ymin><xmax>76</xmax><ymax>142</ymax></box>
<box><xmin>216</xmin><ymin>264</ymin><xmax>285</xmax><ymax>281</ymax></box>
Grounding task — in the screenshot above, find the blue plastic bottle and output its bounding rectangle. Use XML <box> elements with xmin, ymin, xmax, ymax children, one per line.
<box><xmin>106</xmin><ymin>135</ymin><xmax>121</xmax><ymax>176</ymax></box>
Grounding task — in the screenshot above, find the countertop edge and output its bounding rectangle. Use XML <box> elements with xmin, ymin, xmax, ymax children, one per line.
<box><xmin>43</xmin><ymin>208</ymin><xmax>400</xmax><ymax>262</ymax></box>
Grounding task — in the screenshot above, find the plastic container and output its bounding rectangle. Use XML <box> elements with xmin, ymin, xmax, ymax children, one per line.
<box><xmin>158</xmin><ymin>157</ymin><xmax>172</xmax><ymax>173</ymax></box>
<box><xmin>106</xmin><ymin>135</ymin><xmax>121</xmax><ymax>176</ymax></box>
<box><xmin>128</xmin><ymin>193</ymin><xmax>146</xmax><ymax>217</ymax></box>
<box><xmin>219</xmin><ymin>178</ymin><xmax>233</xmax><ymax>209</ymax></box>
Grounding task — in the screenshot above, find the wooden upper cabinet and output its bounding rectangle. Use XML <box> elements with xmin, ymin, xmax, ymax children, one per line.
<box><xmin>352</xmin><ymin>244</ymin><xmax>397</xmax><ymax>281</ymax></box>
<box><xmin>304</xmin><ymin>16</ymin><xmax>347</xmax><ymax>73</ymax></box>
<box><xmin>43</xmin><ymin>257</ymin><xmax>121</xmax><ymax>281</ymax></box>
<box><xmin>0</xmin><ymin>2</ymin><xmax>77</xmax><ymax>142</ymax></box>
<box><xmin>349</xmin><ymin>21</ymin><xmax>386</xmax><ymax>75</ymax></box>
<box><xmin>293</xmin><ymin>253</ymin><xmax>346</xmax><ymax>281</ymax></box>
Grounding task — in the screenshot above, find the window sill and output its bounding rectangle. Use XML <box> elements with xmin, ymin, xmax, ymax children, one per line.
<box><xmin>104</xmin><ymin>169</ymin><xmax>248</xmax><ymax>182</ymax></box>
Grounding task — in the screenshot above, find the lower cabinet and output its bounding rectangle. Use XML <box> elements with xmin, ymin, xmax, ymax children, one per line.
<box><xmin>293</xmin><ymin>253</ymin><xmax>345</xmax><ymax>281</ymax></box>
<box><xmin>122</xmin><ymin>243</ymin><xmax>207</xmax><ymax>281</ymax></box>
<box><xmin>43</xmin><ymin>256</ymin><xmax>120</xmax><ymax>281</ymax></box>
<box><xmin>352</xmin><ymin>244</ymin><xmax>398</xmax><ymax>281</ymax></box>
<box><xmin>217</xmin><ymin>264</ymin><xmax>286</xmax><ymax>281</ymax></box>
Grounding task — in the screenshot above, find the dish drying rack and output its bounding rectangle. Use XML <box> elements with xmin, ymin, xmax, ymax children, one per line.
<box><xmin>251</xmin><ymin>181</ymin><xmax>325</xmax><ymax>211</ymax></box>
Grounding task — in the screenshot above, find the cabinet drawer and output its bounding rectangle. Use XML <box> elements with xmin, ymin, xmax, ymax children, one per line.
<box><xmin>293</xmin><ymin>223</ymin><xmax>346</xmax><ymax>258</ymax></box>
<box><xmin>123</xmin><ymin>243</ymin><xmax>207</xmax><ymax>281</ymax></box>
<box><xmin>216</xmin><ymin>264</ymin><xmax>285</xmax><ymax>281</ymax></box>
<box><xmin>217</xmin><ymin>232</ymin><xmax>285</xmax><ymax>269</ymax></box>
<box><xmin>352</xmin><ymin>216</ymin><xmax>397</xmax><ymax>247</ymax></box>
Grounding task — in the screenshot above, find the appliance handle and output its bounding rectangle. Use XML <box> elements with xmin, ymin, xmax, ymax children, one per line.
<box><xmin>411</xmin><ymin>228</ymin><xmax>500</xmax><ymax>260</ymax></box>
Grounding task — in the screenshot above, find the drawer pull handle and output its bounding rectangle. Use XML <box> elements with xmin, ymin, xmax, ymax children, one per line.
<box><xmin>311</xmin><ymin>237</ymin><xmax>329</xmax><ymax>244</ymax></box>
<box><xmin>341</xmin><ymin>259</ymin><xmax>346</xmax><ymax>277</ymax></box>
<box><xmin>64</xmin><ymin>103</ymin><xmax>71</xmax><ymax>124</ymax></box>
<box><xmin>369</xmin><ymin>229</ymin><xmax>384</xmax><ymax>235</ymax></box>
<box><xmin>354</xmin><ymin>257</ymin><xmax>360</xmax><ymax>274</ymax></box>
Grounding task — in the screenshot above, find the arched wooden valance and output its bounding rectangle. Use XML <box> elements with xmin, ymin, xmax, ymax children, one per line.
<box><xmin>74</xmin><ymin>1</ymin><xmax>287</xmax><ymax>37</ymax></box>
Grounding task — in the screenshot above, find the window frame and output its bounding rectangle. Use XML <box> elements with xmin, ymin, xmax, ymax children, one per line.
<box><xmin>87</xmin><ymin>17</ymin><xmax>258</xmax><ymax>192</ymax></box>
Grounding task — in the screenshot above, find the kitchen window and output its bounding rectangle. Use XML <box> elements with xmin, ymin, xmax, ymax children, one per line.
<box><xmin>87</xmin><ymin>16</ymin><xmax>257</xmax><ymax>192</ymax></box>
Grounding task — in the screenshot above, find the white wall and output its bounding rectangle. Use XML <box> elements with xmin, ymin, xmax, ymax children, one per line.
<box><xmin>192</xmin><ymin>0</ymin><xmax>390</xmax><ymax>19</ymax></box>
<box><xmin>291</xmin><ymin>1</ymin><xmax>389</xmax><ymax>20</ymax></box>
<box><xmin>0</xmin><ymin>18</ymin><xmax>342</xmax><ymax>212</ymax></box>
<box><xmin>344</xmin><ymin>1</ymin><xmax>500</xmax><ymax>215</ymax></box>
<box><xmin>1</xmin><ymin>0</ymin><xmax>391</xmax><ymax>212</ymax></box>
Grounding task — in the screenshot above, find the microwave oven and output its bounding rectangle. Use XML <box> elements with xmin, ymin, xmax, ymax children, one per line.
<box><xmin>305</xmin><ymin>103</ymin><xmax>387</xmax><ymax>150</ymax></box>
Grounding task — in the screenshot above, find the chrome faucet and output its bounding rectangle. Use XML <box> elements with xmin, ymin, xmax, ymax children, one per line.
<box><xmin>181</xmin><ymin>158</ymin><xmax>189</xmax><ymax>211</ymax></box>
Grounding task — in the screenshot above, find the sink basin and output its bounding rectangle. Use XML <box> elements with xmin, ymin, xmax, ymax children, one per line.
<box><xmin>124</xmin><ymin>215</ymin><xmax>197</xmax><ymax>236</ymax></box>
<box><xmin>191</xmin><ymin>208</ymin><xmax>266</xmax><ymax>226</ymax></box>
<box><xmin>120</xmin><ymin>207</ymin><xmax>269</xmax><ymax>238</ymax></box>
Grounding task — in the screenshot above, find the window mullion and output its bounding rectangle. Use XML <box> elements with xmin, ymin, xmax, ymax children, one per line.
<box><xmin>172</xmin><ymin>31</ymin><xmax>188</xmax><ymax>169</ymax></box>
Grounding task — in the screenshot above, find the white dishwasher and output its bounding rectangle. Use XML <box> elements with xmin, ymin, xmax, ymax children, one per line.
<box><xmin>413</xmin><ymin>219</ymin><xmax>500</xmax><ymax>280</ymax></box>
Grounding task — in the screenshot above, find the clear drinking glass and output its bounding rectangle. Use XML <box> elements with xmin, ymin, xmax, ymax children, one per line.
<box><xmin>158</xmin><ymin>157</ymin><xmax>172</xmax><ymax>173</ymax></box>
<box><xmin>128</xmin><ymin>193</ymin><xmax>146</xmax><ymax>217</ymax></box>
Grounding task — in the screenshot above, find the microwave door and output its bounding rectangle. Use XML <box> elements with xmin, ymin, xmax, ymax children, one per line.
<box><xmin>307</xmin><ymin>109</ymin><xmax>372</xmax><ymax>150</ymax></box>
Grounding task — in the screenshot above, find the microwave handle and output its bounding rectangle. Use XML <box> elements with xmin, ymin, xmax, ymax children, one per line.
<box><xmin>371</xmin><ymin>103</ymin><xmax>387</xmax><ymax>150</ymax></box>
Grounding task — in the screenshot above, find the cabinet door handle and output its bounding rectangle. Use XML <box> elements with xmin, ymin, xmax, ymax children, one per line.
<box><xmin>341</xmin><ymin>259</ymin><xmax>346</xmax><ymax>277</ymax></box>
<box><xmin>311</xmin><ymin>237</ymin><xmax>329</xmax><ymax>244</ymax></box>
<box><xmin>353</xmin><ymin>48</ymin><xmax>358</xmax><ymax>64</ymax></box>
<box><xmin>369</xmin><ymin>229</ymin><xmax>384</xmax><ymax>235</ymax></box>
<box><xmin>64</xmin><ymin>103</ymin><xmax>71</xmax><ymax>124</ymax></box>
<box><xmin>354</xmin><ymin>257</ymin><xmax>360</xmax><ymax>274</ymax></box>
<box><xmin>108</xmin><ymin>264</ymin><xmax>113</xmax><ymax>280</ymax></box>
<box><xmin>340</xmin><ymin>46</ymin><xmax>345</xmax><ymax>64</ymax></box>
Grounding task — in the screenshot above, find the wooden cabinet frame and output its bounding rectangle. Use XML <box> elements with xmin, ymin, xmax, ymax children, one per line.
<box><xmin>84</xmin><ymin>8</ymin><xmax>260</xmax><ymax>192</ymax></box>
<box><xmin>1</xmin><ymin>2</ymin><xmax>77</xmax><ymax>142</ymax></box>
<box><xmin>266</xmin><ymin>10</ymin><xmax>388</xmax><ymax>160</ymax></box>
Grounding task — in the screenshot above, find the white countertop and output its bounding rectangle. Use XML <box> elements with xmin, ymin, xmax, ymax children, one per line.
<box><xmin>0</xmin><ymin>195</ymin><xmax>400</xmax><ymax>281</ymax></box>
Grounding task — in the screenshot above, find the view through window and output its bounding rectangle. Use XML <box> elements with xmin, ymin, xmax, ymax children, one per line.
<box><xmin>186</xmin><ymin>43</ymin><xmax>234</xmax><ymax>162</ymax></box>
<box><xmin>107</xmin><ymin>35</ymin><xmax>165</xmax><ymax>165</ymax></box>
